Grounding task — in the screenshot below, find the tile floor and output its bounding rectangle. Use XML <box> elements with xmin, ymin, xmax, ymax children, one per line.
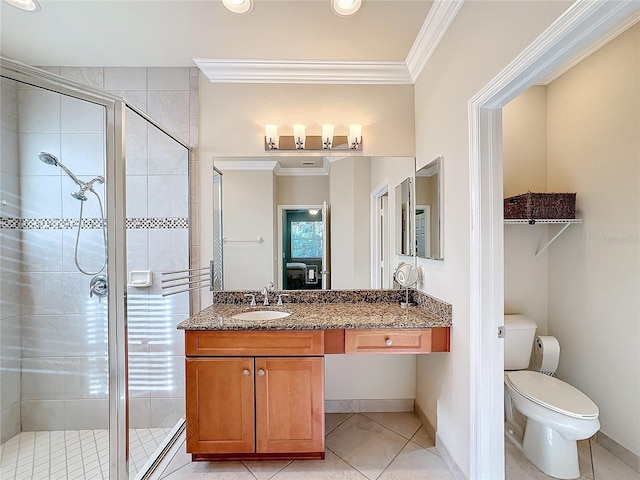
<box><xmin>0</xmin><ymin>427</ymin><xmax>172</xmax><ymax>480</ymax></box>
<box><xmin>505</xmin><ymin>436</ymin><xmax>640</xmax><ymax>480</ymax></box>
<box><xmin>157</xmin><ymin>412</ymin><xmax>452</xmax><ymax>480</ymax></box>
<box><xmin>1</xmin><ymin>415</ymin><xmax>638</xmax><ymax>480</ymax></box>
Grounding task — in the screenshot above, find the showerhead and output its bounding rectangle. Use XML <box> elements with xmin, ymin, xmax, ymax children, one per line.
<box><xmin>37</xmin><ymin>151</ymin><xmax>83</xmax><ymax>187</ymax></box>
<box><xmin>71</xmin><ymin>188</ymin><xmax>88</xmax><ymax>202</ymax></box>
<box><xmin>38</xmin><ymin>151</ymin><xmax>59</xmax><ymax>166</ymax></box>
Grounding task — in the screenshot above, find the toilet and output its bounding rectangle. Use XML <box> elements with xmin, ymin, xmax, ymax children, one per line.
<box><xmin>503</xmin><ymin>314</ymin><xmax>600</xmax><ymax>479</ymax></box>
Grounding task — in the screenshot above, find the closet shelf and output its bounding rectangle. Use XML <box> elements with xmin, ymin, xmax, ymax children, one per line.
<box><xmin>504</xmin><ymin>218</ymin><xmax>582</xmax><ymax>257</ymax></box>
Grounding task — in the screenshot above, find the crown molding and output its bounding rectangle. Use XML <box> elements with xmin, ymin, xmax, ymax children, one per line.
<box><xmin>275</xmin><ymin>158</ymin><xmax>330</xmax><ymax>176</ymax></box>
<box><xmin>214</xmin><ymin>160</ymin><xmax>278</xmax><ymax>171</ymax></box>
<box><xmin>405</xmin><ymin>0</ymin><xmax>465</xmax><ymax>82</ymax></box>
<box><xmin>538</xmin><ymin>9</ymin><xmax>640</xmax><ymax>85</ymax></box>
<box><xmin>193</xmin><ymin>59</ymin><xmax>413</xmax><ymax>85</ymax></box>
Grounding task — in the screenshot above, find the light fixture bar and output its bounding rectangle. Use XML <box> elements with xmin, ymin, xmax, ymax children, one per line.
<box><xmin>263</xmin><ymin>124</ymin><xmax>362</xmax><ymax>151</ymax></box>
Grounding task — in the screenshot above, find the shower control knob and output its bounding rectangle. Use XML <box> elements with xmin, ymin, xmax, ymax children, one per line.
<box><xmin>242</xmin><ymin>369</ymin><xmax>250</xmax><ymax>376</ymax></box>
<box><xmin>258</xmin><ymin>369</ymin><xmax>265</xmax><ymax>376</ymax></box>
<box><xmin>385</xmin><ymin>338</ymin><xmax>393</xmax><ymax>346</ymax></box>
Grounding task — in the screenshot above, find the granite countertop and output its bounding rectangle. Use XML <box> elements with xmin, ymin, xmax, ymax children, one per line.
<box><xmin>177</xmin><ymin>289</ymin><xmax>452</xmax><ymax>331</ymax></box>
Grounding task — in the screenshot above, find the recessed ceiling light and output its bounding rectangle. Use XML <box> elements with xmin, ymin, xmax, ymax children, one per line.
<box><xmin>3</xmin><ymin>0</ymin><xmax>40</xmax><ymax>11</ymax></box>
<box><xmin>331</xmin><ymin>0</ymin><xmax>361</xmax><ymax>17</ymax></box>
<box><xmin>221</xmin><ymin>0</ymin><xmax>253</xmax><ymax>14</ymax></box>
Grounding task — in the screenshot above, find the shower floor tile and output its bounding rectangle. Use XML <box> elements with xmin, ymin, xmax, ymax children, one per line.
<box><xmin>0</xmin><ymin>428</ymin><xmax>172</xmax><ymax>480</ymax></box>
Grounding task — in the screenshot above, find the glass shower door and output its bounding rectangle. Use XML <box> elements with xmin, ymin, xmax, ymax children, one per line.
<box><xmin>0</xmin><ymin>69</ymin><xmax>126</xmax><ymax>479</ymax></box>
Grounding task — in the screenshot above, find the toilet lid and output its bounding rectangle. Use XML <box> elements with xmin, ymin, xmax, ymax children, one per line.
<box><xmin>505</xmin><ymin>371</ymin><xmax>599</xmax><ymax>419</ymax></box>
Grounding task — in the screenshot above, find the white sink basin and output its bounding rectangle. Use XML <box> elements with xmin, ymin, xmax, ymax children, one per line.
<box><xmin>231</xmin><ymin>310</ymin><xmax>291</xmax><ymax>321</ymax></box>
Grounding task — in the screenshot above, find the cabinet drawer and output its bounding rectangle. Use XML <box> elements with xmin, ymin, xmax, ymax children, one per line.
<box><xmin>186</xmin><ymin>330</ymin><xmax>324</xmax><ymax>356</ymax></box>
<box><xmin>345</xmin><ymin>329</ymin><xmax>432</xmax><ymax>354</ymax></box>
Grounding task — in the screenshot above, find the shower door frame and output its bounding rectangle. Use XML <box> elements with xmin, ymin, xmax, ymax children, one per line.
<box><xmin>1</xmin><ymin>58</ymin><xmax>127</xmax><ymax>480</ymax></box>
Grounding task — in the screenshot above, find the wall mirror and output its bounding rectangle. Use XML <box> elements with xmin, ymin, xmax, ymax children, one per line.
<box><xmin>214</xmin><ymin>156</ymin><xmax>416</xmax><ymax>290</ymax></box>
<box><xmin>395</xmin><ymin>177</ymin><xmax>413</xmax><ymax>256</ymax></box>
<box><xmin>414</xmin><ymin>156</ymin><xmax>443</xmax><ymax>260</ymax></box>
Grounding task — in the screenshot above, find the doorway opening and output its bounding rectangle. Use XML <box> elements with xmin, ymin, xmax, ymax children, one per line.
<box><xmin>277</xmin><ymin>204</ymin><xmax>330</xmax><ymax>290</ymax></box>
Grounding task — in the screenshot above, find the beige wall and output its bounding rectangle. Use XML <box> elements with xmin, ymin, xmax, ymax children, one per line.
<box><xmin>275</xmin><ymin>175</ymin><xmax>329</xmax><ymax>206</ymax></box>
<box><xmin>412</xmin><ymin>1</ymin><xmax>572</xmax><ymax>477</ymax></box>
<box><xmin>199</xmin><ymin>82</ymin><xmax>416</xmax><ymax>158</ymax></box>
<box><xmin>503</xmin><ymin>87</ymin><xmax>550</xmax><ymax>334</ymax></box>
<box><xmin>329</xmin><ymin>157</ymin><xmax>371</xmax><ymax>289</ymax></box>
<box><xmin>545</xmin><ymin>24</ymin><xmax>640</xmax><ymax>457</ymax></box>
<box><xmin>503</xmin><ymin>85</ymin><xmax>548</xmax><ymax>197</ymax></box>
<box><xmin>219</xmin><ymin>169</ymin><xmax>276</xmax><ymax>290</ymax></box>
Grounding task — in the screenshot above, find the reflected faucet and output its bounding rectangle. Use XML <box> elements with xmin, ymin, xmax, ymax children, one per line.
<box><xmin>262</xmin><ymin>282</ymin><xmax>274</xmax><ymax>306</ymax></box>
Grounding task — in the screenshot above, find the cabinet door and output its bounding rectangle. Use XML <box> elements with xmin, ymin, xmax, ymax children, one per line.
<box><xmin>255</xmin><ymin>357</ymin><xmax>324</xmax><ymax>454</ymax></box>
<box><xmin>186</xmin><ymin>358</ymin><xmax>255</xmax><ymax>453</ymax></box>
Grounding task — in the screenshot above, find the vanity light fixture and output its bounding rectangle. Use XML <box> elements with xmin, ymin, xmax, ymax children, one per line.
<box><xmin>349</xmin><ymin>124</ymin><xmax>362</xmax><ymax>150</ymax></box>
<box><xmin>265</xmin><ymin>124</ymin><xmax>278</xmax><ymax>150</ymax></box>
<box><xmin>293</xmin><ymin>124</ymin><xmax>306</xmax><ymax>150</ymax></box>
<box><xmin>3</xmin><ymin>0</ymin><xmax>40</xmax><ymax>11</ymax></box>
<box><xmin>221</xmin><ymin>0</ymin><xmax>253</xmax><ymax>14</ymax></box>
<box><xmin>263</xmin><ymin>124</ymin><xmax>362</xmax><ymax>151</ymax></box>
<box><xmin>322</xmin><ymin>124</ymin><xmax>334</xmax><ymax>150</ymax></box>
<box><xmin>331</xmin><ymin>0</ymin><xmax>362</xmax><ymax>17</ymax></box>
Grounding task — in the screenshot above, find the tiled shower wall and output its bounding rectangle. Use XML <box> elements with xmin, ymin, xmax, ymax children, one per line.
<box><xmin>0</xmin><ymin>67</ymin><xmax>198</xmax><ymax>439</ymax></box>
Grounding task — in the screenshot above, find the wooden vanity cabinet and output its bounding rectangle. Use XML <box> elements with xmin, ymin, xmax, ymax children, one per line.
<box><xmin>185</xmin><ymin>331</ymin><xmax>325</xmax><ymax>461</ymax></box>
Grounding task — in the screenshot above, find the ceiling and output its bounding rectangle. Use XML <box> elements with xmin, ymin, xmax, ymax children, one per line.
<box><xmin>0</xmin><ymin>0</ymin><xmax>433</xmax><ymax>67</ymax></box>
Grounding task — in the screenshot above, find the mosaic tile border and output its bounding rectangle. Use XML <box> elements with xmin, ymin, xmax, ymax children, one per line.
<box><xmin>0</xmin><ymin>217</ymin><xmax>188</xmax><ymax>230</ymax></box>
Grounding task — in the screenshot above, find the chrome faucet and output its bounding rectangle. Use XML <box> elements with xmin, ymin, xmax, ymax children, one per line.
<box><xmin>244</xmin><ymin>293</ymin><xmax>256</xmax><ymax>306</ymax></box>
<box><xmin>262</xmin><ymin>282</ymin><xmax>274</xmax><ymax>306</ymax></box>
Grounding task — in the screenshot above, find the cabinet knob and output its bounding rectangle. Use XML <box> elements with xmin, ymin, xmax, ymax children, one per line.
<box><xmin>385</xmin><ymin>338</ymin><xmax>393</xmax><ymax>346</ymax></box>
<box><xmin>242</xmin><ymin>369</ymin><xmax>250</xmax><ymax>376</ymax></box>
<box><xmin>258</xmin><ymin>369</ymin><xmax>265</xmax><ymax>376</ymax></box>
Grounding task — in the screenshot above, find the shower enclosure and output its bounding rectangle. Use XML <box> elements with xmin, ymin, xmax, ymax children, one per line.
<box><xmin>0</xmin><ymin>59</ymin><xmax>192</xmax><ymax>479</ymax></box>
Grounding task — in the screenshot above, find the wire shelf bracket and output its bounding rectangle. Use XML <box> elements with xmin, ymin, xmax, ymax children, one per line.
<box><xmin>503</xmin><ymin>218</ymin><xmax>583</xmax><ymax>257</ymax></box>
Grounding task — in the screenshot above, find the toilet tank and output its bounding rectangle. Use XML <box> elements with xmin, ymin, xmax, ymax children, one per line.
<box><xmin>504</xmin><ymin>314</ymin><xmax>537</xmax><ymax>370</ymax></box>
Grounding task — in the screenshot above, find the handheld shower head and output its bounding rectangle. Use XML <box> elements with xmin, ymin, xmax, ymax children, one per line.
<box><xmin>38</xmin><ymin>152</ymin><xmax>59</xmax><ymax>166</ymax></box>
<box><xmin>71</xmin><ymin>188</ymin><xmax>88</xmax><ymax>202</ymax></box>
<box><xmin>37</xmin><ymin>151</ymin><xmax>84</xmax><ymax>187</ymax></box>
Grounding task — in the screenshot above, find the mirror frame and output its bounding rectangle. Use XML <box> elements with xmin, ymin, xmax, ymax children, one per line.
<box><xmin>414</xmin><ymin>156</ymin><xmax>444</xmax><ymax>260</ymax></box>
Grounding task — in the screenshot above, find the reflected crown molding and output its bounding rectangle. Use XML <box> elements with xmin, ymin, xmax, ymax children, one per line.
<box><xmin>193</xmin><ymin>1</ymin><xmax>466</xmax><ymax>85</ymax></box>
<box><xmin>214</xmin><ymin>160</ymin><xmax>278</xmax><ymax>171</ymax></box>
<box><xmin>214</xmin><ymin>159</ymin><xmax>330</xmax><ymax>176</ymax></box>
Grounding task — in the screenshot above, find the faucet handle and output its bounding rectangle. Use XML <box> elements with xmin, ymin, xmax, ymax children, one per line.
<box><xmin>277</xmin><ymin>293</ymin><xmax>290</xmax><ymax>306</ymax></box>
<box><xmin>244</xmin><ymin>293</ymin><xmax>256</xmax><ymax>306</ymax></box>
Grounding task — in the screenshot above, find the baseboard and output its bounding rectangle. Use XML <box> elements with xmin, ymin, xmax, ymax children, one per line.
<box><xmin>435</xmin><ymin>431</ymin><xmax>467</xmax><ymax>480</ymax></box>
<box><xmin>325</xmin><ymin>398</ymin><xmax>414</xmax><ymax>413</ymax></box>
<box><xmin>413</xmin><ymin>401</ymin><xmax>436</xmax><ymax>445</ymax></box>
<box><xmin>414</xmin><ymin>402</ymin><xmax>466</xmax><ymax>480</ymax></box>
<box><xmin>596</xmin><ymin>431</ymin><xmax>640</xmax><ymax>474</ymax></box>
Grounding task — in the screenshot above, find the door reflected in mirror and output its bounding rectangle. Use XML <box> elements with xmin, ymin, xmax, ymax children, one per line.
<box><xmin>415</xmin><ymin>156</ymin><xmax>443</xmax><ymax>260</ymax></box>
<box><xmin>395</xmin><ymin>177</ymin><xmax>413</xmax><ymax>256</ymax></box>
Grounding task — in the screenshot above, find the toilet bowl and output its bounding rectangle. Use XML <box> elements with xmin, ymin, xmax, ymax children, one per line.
<box><xmin>505</xmin><ymin>370</ymin><xmax>599</xmax><ymax>479</ymax></box>
<box><xmin>503</xmin><ymin>315</ymin><xmax>600</xmax><ymax>480</ymax></box>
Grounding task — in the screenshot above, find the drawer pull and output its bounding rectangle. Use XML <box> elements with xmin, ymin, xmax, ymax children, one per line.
<box><xmin>385</xmin><ymin>338</ymin><xmax>393</xmax><ymax>346</ymax></box>
<box><xmin>242</xmin><ymin>369</ymin><xmax>250</xmax><ymax>376</ymax></box>
<box><xmin>258</xmin><ymin>369</ymin><xmax>265</xmax><ymax>376</ymax></box>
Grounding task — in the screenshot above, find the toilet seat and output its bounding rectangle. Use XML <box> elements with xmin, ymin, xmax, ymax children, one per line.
<box><xmin>505</xmin><ymin>371</ymin><xmax>599</xmax><ymax>419</ymax></box>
